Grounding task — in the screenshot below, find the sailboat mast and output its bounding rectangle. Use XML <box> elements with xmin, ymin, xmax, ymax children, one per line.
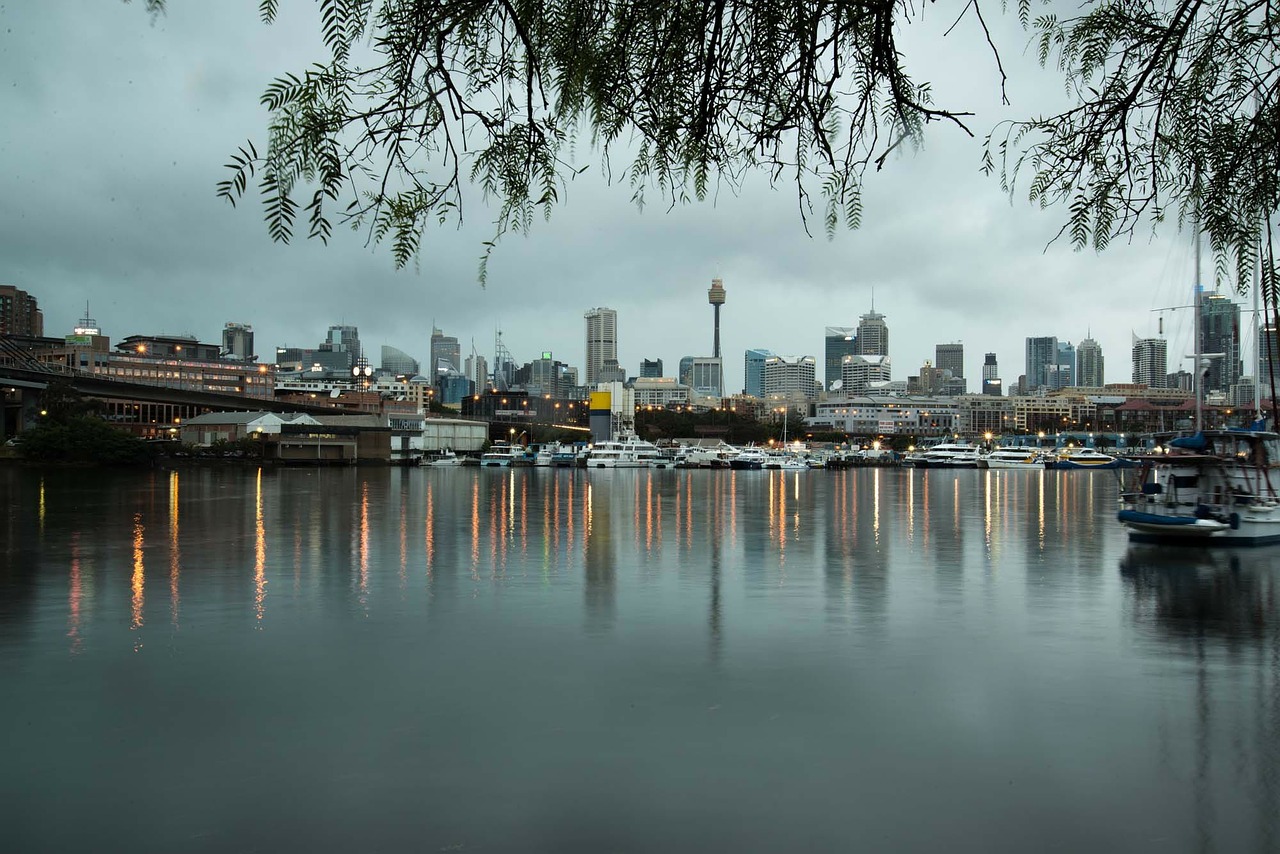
<box><xmin>1254</xmin><ymin>234</ymin><xmax>1263</xmax><ymax>420</ymax></box>
<box><xmin>1194</xmin><ymin>224</ymin><xmax>1203</xmax><ymax>432</ymax></box>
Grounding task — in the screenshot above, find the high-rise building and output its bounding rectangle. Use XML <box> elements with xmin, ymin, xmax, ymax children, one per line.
<box><xmin>708</xmin><ymin>277</ymin><xmax>726</xmax><ymax>359</ymax></box>
<box><xmin>982</xmin><ymin>352</ymin><xmax>1001</xmax><ymax>396</ymax></box>
<box><xmin>855</xmin><ymin>309</ymin><xmax>889</xmax><ymax>357</ymax></box>
<box><xmin>380</xmin><ymin>344</ymin><xmax>419</xmax><ymax>376</ymax></box>
<box><xmin>679</xmin><ymin>356</ymin><xmax>722</xmax><ymax>396</ymax></box>
<box><xmin>762</xmin><ymin>355</ymin><xmax>817</xmax><ymax>399</ymax></box>
<box><xmin>0</xmin><ymin>285</ymin><xmax>43</xmax><ymax>336</ymax></box>
<box><xmin>824</xmin><ymin>327</ymin><xmax>857</xmax><ymax>390</ymax></box>
<box><xmin>1260</xmin><ymin>324</ymin><xmax>1279</xmax><ymax>401</ymax></box>
<box><xmin>1200</xmin><ymin>291</ymin><xmax>1242</xmax><ymax>394</ymax></box>
<box><xmin>584</xmin><ymin>307</ymin><xmax>618</xmax><ymax>386</ymax></box>
<box><xmin>1025</xmin><ymin>336</ymin><xmax>1058</xmax><ymax>391</ymax></box>
<box><xmin>1049</xmin><ymin>341</ymin><xmax>1075</xmax><ymax>389</ymax></box>
<box><xmin>1132</xmin><ymin>336</ymin><xmax>1168</xmax><ymax>388</ymax></box>
<box><xmin>325</xmin><ymin>325</ymin><xmax>361</xmax><ymax>367</ymax></box>
<box><xmin>744</xmin><ymin>348</ymin><xmax>774</xmax><ymax>397</ymax></box>
<box><xmin>1076</xmin><ymin>337</ymin><xmax>1104</xmax><ymax>387</ymax></box>
<box><xmin>840</xmin><ymin>354</ymin><xmax>891</xmax><ymax>395</ymax></box>
<box><xmin>222</xmin><ymin>322</ymin><xmax>255</xmax><ymax>361</ymax></box>
<box><xmin>430</xmin><ymin>325</ymin><xmax>461</xmax><ymax>375</ymax></box>
<box><xmin>464</xmin><ymin>353</ymin><xmax>488</xmax><ymax>390</ymax></box>
<box><xmin>935</xmin><ymin>343</ymin><xmax>964</xmax><ymax>384</ymax></box>
<box><xmin>639</xmin><ymin>358</ymin><xmax>664</xmax><ymax>378</ymax></box>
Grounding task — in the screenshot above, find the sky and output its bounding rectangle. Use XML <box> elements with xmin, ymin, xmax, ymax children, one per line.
<box><xmin>0</xmin><ymin>1</ymin><xmax>1240</xmax><ymax>392</ymax></box>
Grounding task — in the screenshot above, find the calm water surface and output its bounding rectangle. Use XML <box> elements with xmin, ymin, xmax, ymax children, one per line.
<box><xmin>1</xmin><ymin>465</ymin><xmax>1277</xmax><ymax>853</ymax></box>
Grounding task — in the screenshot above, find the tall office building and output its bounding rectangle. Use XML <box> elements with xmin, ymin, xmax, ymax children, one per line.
<box><xmin>982</xmin><ymin>352</ymin><xmax>1001</xmax><ymax>396</ymax></box>
<box><xmin>1076</xmin><ymin>337</ymin><xmax>1104</xmax><ymax>387</ymax></box>
<box><xmin>935</xmin><ymin>343</ymin><xmax>964</xmax><ymax>384</ymax></box>
<box><xmin>430</xmin><ymin>325</ymin><xmax>461</xmax><ymax>375</ymax></box>
<box><xmin>855</xmin><ymin>309</ymin><xmax>889</xmax><ymax>357</ymax></box>
<box><xmin>744</xmin><ymin>348</ymin><xmax>774</xmax><ymax>397</ymax></box>
<box><xmin>1025</xmin><ymin>336</ymin><xmax>1059</xmax><ymax>391</ymax></box>
<box><xmin>1260</xmin><ymin>324</ymin><xmax>1279</xmax><ymax>401</ymax></box>
<box><xmin>464</xmin><ymin>353</ymin><xmax>488</xmax><ymax>391</ymax></box>
<box><xmin>841</xmin><ymin>354</ymin><xmax>891</xmax><ymax>395</ymax></box>
<box><xmin>639</xmin><ymin>358</ymin><xmax>663</xmax><ymax>378</ymax></box>
<box><xmin>0</xmin><ymin>285</ymin><xmax>43</xmax><ymax>336</ymax></box>
<box><xmin>222</xmin><ymin>322</ymin><xmax>255</xmax><ymax>361</ymax></box>
<box><xmin>1132</xmin><ymin>336</ymin><xmax>1168</xmax><ymax>388</ymax></box>
<box><xmin>584</xmin><ymin>307</ymin><xmax>618</xmax><ymax>386</ymax></box>
<box><xmin>1200</xmin><ymin>291</ymin><xmax>1242</xmax><ymax>394</ymax></box>
<box><xmin>325</xmin><ymin>324</ymin><xmax>361</xmax><ymax>367</ymax></box>
<box><xmin>824</xmin><ymin>327</ymin><xmax>857</xmax><ymax>390</ymax></box>
<box><xmin>381</xmin><ymin>344</ymin><xmax>419</xmax><ymax>376</ymax></box>
<box><xmin>762</xmin><ymin>355</ymin><xmax>817</xmax><ymax>399</ymax></box>
<box><xmin>1048</xmin><ymin>341</ymin><xmax>1075</xmax><ymax>389</ymax></box>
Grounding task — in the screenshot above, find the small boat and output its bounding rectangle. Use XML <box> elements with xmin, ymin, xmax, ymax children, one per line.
<box><xmin>480</xmin><ymin>442</ymin><xmax>526</xmax><ymax>467</ymax></box>
<box><xmin>420</xmin><ymin>450</ymin><xmax>463</xmax><ymax>467</ymax></box>
<box><xmin>1050</xmin><ymin>447</ymin><xmax>1134</xmax><ymax>470</ymax></box>
<box><xmin>729</xmin><ymin>447</ymin><xmax>767</xmax><ymax>470</ymax></box>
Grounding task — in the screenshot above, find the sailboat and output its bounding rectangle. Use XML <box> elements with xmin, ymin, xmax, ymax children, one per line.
<box><xmin>1117</xmin><ymin>228</ymin><xmax>1280</xmax><ymax>545</ymax></box>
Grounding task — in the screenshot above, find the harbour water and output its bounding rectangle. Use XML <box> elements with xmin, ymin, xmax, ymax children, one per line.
<box><xmin>1</xmin><ymin>465</ymin><xmax>1277</xmax><ymax>853</ymax></box>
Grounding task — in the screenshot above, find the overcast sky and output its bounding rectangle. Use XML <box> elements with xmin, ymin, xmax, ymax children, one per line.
<box><xmin>1</xmin><ymin>1</ymin><xmax>1235</xmax><ymax>391</ymax></box>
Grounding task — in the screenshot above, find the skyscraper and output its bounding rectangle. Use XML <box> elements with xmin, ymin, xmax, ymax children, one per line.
<box><xmin>1132</xmin><ymin>336</ymin><xmax>1168</xmax><ymax>388</ymax></box>
<box><xmin>1050</xmin><ymin>341</ymin><xmax>1075</xmax><ymax>389</ymax></box>
<box><xmin>855</xmin><ymin>309</ymin><xmax>889</xmax><ymax>356</ymax></box>
<box><xmin>762</xmin><ymin>355</ymin><xmax>817</xmax><ymax>399</ymax></box>
<box><xmin>824</xmin><ymin>327</ymin><xmax>857</xmax><ymax>390</ymax></box>
<box><xmin>381</xmin><ymin>344</ymin><xmax>419</xmax><ymax>376</ymax></box>
<box><xmin>584</xmin><ymin>307</ymin><xmax>618</xmax><ymax>386</ymax></box>
<box><xmin>324</xmin><ymin>324</ymin><xmax>361</xmax><ymax>369</ymax></box>
<box><xmin>841</xmin><ymin>354</ymin><xmax>891</xmax><ymax>395</ymax></box>
<box><xmin>744</xmin><ymin>348</ymin><xmax>774</xmax><ymax>397</ymax></box>
<box><xmin>1260</xmin><ymin>324</ymin><xmax>1279</xmax><ymax>401</ymax></box>
<box><xmin>982</xmin><ymin>352</ymin><xmax>1001</xmax><ymax>395</ymax></box>
<box><xmin>639</xmin><ymin>358</ymin><xmax>663</xmax><ymax>378</ymax></box>
<box><xmin>430</xmin><ymin>325</ymin><xmax>461</xmax><ymax>375</ymax></box>
<box><xmin>1076</xmin><ymin>337</ymin><xmax>1104</xmax><ymax>386</ymax></box>
<box><xmin>222</xmin><ymin>322</ymin><xmax>255</xmax><ymax>361</ymax></box>
<box><xmin>0</xmin><ymin>285</ymin><xmax>43</xmax><ymax>336</ymax></box>
<box><xmin>935</xmin><ymin>343</ymin><xmax>964</xmax><ymax>384</ymax></box>
<box><xmin>1200</xmin><ymin>291</ymin><xmax>1242</xmax><ymax>394</ymax></box>
<box><xmin>1025</xmin><ymin>336</ymin><xmax>1058</xmax><ymax>391</ymax></box>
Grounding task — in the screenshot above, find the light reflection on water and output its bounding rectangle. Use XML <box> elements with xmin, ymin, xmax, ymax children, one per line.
<box><xmin>0</xmin><ymin>465</ymin><xmax>1277</xmax><ymax>853</ymax></box>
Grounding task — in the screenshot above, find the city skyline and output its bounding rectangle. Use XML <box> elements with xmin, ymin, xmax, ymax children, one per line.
<box><xmin>2</xmin><ymin>3</ymin><xmax>1270</xmax><ymax>396</ymax></box>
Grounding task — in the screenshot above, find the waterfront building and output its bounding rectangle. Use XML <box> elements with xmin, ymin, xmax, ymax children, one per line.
<box><xmin>855</xmin><ymin>310</ymin><xmax>889</xmax><ymax>357</ymax></box>
<box><xmin>824</xmin><ymin>328</ymin><xmax>857</xmax><ymax>390</ymax></box>
<box><xmin>982</xmin><ymin>352</ymin><xmax>1002</xmax><ymax>396</ymax></box>
<box><xmin>1200</xmin><ymin>291</ymin><xmax>1242</xmax><ymax>394</ymax></box>
<box><xmin>744</xmin><ymin>348</ymin><xmax>774</xmax><ymax>397</ymax></box>
<box><xmin>430</xmin><ymin>325</ymin><xmax>461</xmax><ymax>375</ymax></box>
<box><xmin>632</xmin><ymin>377</ymin><xmax>691</xmax><ymax>408</ymax></box>
<box><xmin>1132</xmin><ymin>336</ymin><xmax>1168</xmax><ymax>388</ymax></box>
<box><xmin>222</xmin><ymin>322</ymin><xmax>255</xmax><ymax>361</ymax></box>
<box><xmin>0</xmin><ymin>284</ymin><xmax>43</xmax><ymax>336</ymax></box>
<box><xmin>639</xmin><ymin>358</ymin><xmax>663</xmax><ymax>378</ymax></box>
<box><xmin>807</xmin><ymin>394</ymin><xmax>958</xmax><ymax>437</ymax></box>
<box><xmin>584</xmin><ymin>307</ymin><xmax>619</xmax><ymax>386</ymax></box>
<box><xmin>380</xmin><ymin>344</ymin><xmax>419</xmax><ymax>377</ymax></box>
<box><xmin>935</xmin><ymin>343</ymin><xmax>964</xmax><ymax>386</ymax></box>
<box><xmin>1025</xmin><ymin>336</ymin><xmax>1058</xmax><ymax>391</ymax></box>
<box><xmin>762</xmin><ymin>355</ymin><xmax>816</xmax><ymax>400</ymax></box>
<box><xmin>1076</xmin><ymin>337</ymin><xmax>1104</xmax><ymax>387</ymax></box>
<box><xmin>118</xmin><ymin>334</ymin><xmax>222</xmax><ymax>362</ymax></box>
<box><xmin>840</xmin><ymin>354</ymin><xmax>891</xmax><ymax>395</ymax></box>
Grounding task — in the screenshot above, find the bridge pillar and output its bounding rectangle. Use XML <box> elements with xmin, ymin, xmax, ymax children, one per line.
<box><xmin>18</xmin><ymin>388</ymin><xmax>42</xmax><ymax>433</ymax></box>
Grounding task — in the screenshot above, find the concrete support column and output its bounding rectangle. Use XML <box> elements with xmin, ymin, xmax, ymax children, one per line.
<box><xmin>18</xmin><ymin>388</ymin><xmax>42</xmax><ymax>432</ymax></box>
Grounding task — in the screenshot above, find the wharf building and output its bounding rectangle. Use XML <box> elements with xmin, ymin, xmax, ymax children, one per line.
<box><xmin>824</xmin><ymin>328</ymin><xmax>857</xmax><ymax>390</ymax></box>
<box><xmin>584</xmin><ymin>307</ymin><xmax>618</xmax><ymax>386</ymax></box>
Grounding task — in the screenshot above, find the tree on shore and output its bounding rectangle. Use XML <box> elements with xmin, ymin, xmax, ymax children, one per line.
<box><xmin>130</xmin><ymin>1</ymin><xmax>1277</xmax><ymax>296</ymax></box>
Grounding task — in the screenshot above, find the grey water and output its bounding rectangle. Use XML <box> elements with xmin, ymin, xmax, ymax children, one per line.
<box><xmin>1</xmin><ymin>465</ymin><xmax>1277</xmax><ymax>853</ymax></box>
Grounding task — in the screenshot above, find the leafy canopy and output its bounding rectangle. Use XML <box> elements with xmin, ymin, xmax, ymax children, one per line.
<box><xmin>131</xmin><ymin>1</ymin><xmax>1279</xmax><ymax>297</ymax></box>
